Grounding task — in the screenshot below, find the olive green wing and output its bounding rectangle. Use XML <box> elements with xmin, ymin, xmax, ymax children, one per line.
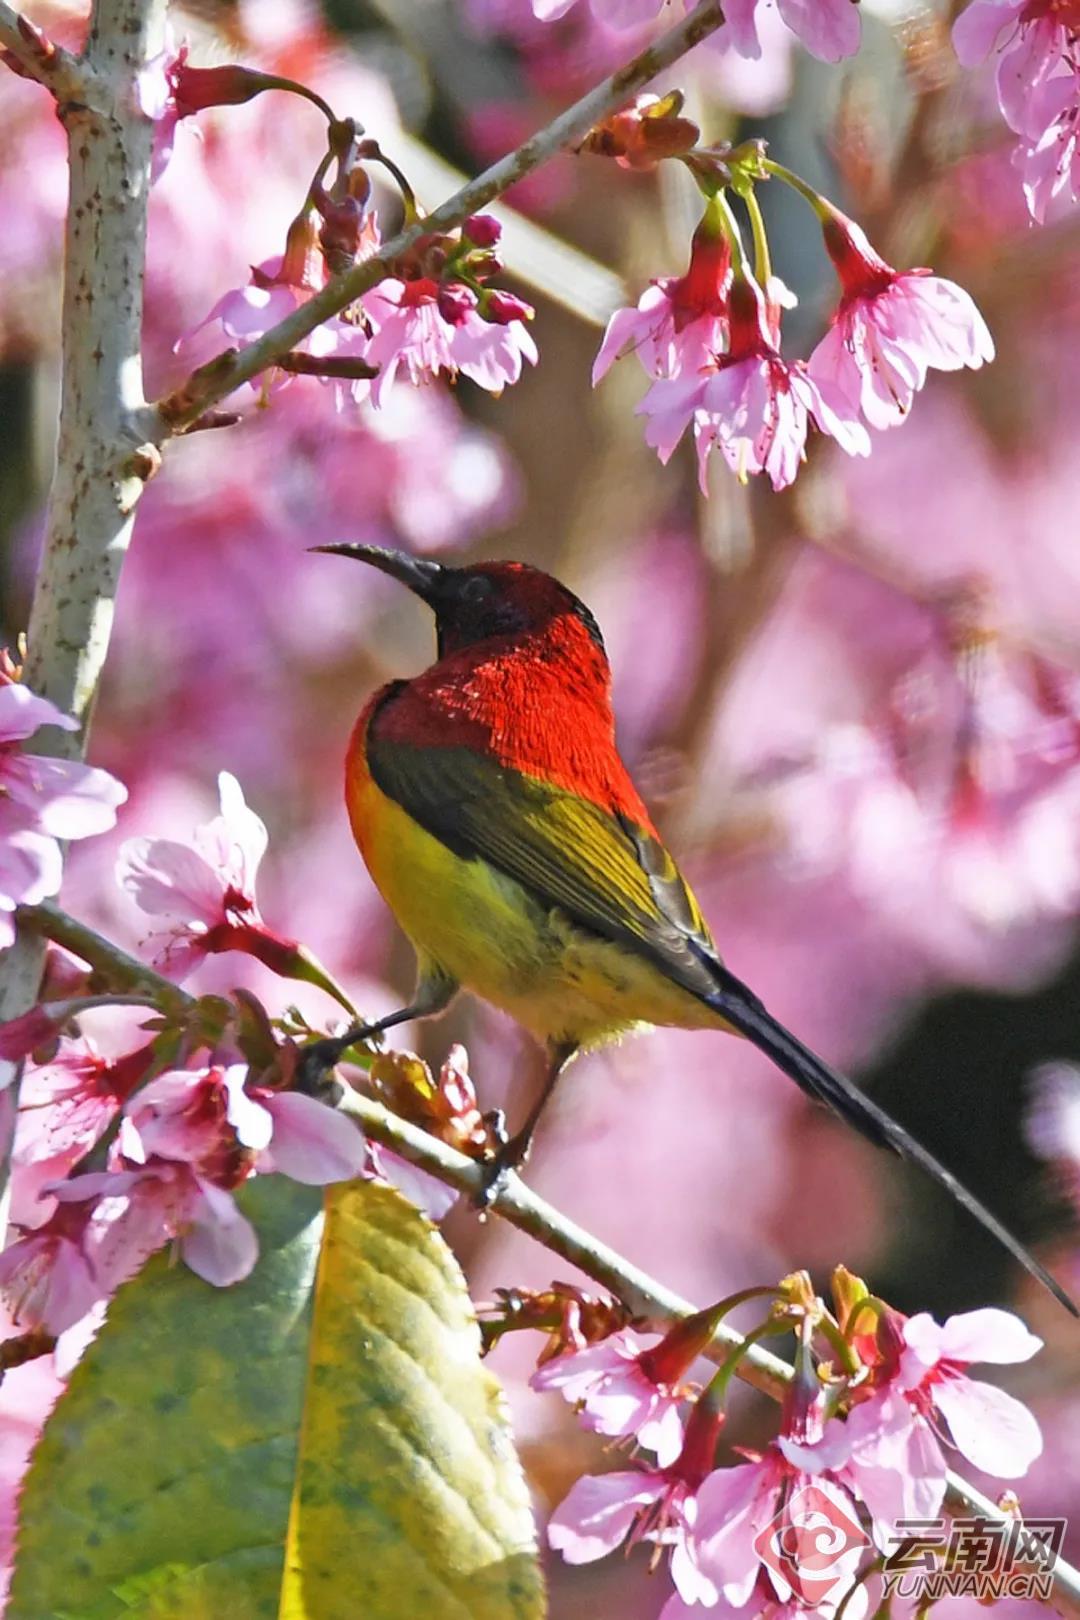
<box><xmin>367</xmin><ymin>736</ymin><xmax>722</xmax><ymax>1005</ymax></box>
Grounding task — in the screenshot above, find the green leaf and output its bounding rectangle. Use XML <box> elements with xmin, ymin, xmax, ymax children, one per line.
<box><xmin>279</xmin><ymin>1178</ymin><xmax>545</xmax><ymax>1620</ymax></box>
<box><xmin>9</xmin><ymin>1177</ymin><xmax>544</xmax><ymax>1620</ymax></box>
<box><xmin>8</xmin><ymin>1177</ymin><xmax>324</xmax><ymax>1620</ymax></box>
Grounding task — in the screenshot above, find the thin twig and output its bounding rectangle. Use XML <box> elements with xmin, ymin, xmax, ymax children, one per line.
<box><xmin>149</xmin><ymin>0</ymin><xmax>724</xmax><ymax>436</ymax></box>
<box><xmin>15</xmin><ymin>899</ymin><xmax>1080</xmax><ymax>1620</ymax></box>
<box><xmin>0</xmin><ymin>2</ymin><xmax>90</xmax><ymax>98</ymax></box>
<box><xmin>18</xmin><ymin>904</ymin><xmax>179</xmax><ymax>999</ymax></box>
<box><xmin>393</xmin><ymin>132</ymin><xmax>626</xmax><ymax>327</ymax></box>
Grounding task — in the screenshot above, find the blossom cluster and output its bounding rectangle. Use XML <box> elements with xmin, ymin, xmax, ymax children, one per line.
<box><xmin>594</xmin><ymin>145</ymin><xmax>993</xmax><ymax>492</ymax></box>
<box><xmin>954</xmin><ymin>0</ymin><xmax>1080</xmax><ymax>222</ymax></box>
<box><xmin>189</xmin><ymin>209</ymin><xmax>537</xmax><ymax>407</ymax></box>
<box><xmin>517</xmin><ymin>1272</ymin><xmax>1045</xmax><ymax>1620</ymax></box>
<box><xmin>150</xmin><ymin>37</ymin><xmax>538</xmax><ymax>410</ymax></box>
<box><xmin>0</xmin><ymin>1054</ymin><xmax>368</xmax><ymax>1335</ymax></box>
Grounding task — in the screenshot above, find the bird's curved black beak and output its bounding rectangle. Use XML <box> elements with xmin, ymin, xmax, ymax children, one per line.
<box><xmin>311</xmin><ymin>543</ymin><xmax>446</xmax><ymax>605</ymax></box>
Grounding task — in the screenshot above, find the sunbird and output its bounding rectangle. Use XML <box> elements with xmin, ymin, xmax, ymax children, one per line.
<box><xmin>309</xmin><ymin>543</ymin><xmax>1075</xmax><ymax>1315</ymax></box>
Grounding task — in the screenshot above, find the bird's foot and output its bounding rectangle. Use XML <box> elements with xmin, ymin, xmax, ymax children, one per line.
<box><xmin>474</xmin><ymin>1131</ymin><xmax>527</xmax><ymax>1211</ymax></box>
<box><xmin>294</xmin><ymin>1025</ymin><xmax>376</xmax><ymax>1102</ymax></box>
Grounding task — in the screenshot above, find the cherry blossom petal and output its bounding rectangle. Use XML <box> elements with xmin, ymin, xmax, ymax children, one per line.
<box><xmin>548</xmin><ymin>1470</ymin><xmax>667</xmax><ymax>1562</ymax></box>
<box><xmin>221</xmin><ymin>1066</ymin><xmax>274</xmax><ymax>1153</ymax></box>
<box><xmin>951</xmin><ymin>0</ymin><xmax>1022</xmax><ymax>65</ymax></box>
<box><xmin>843</xmin><ymin>1391</ymin><xmax>947</xmax><ymax>1532</ymax></box>
<box><xmin>117</xmin><ymin>836</ymin><xmax>224</xmax><ymax>925</ymax></box>
<box><xmin>0</xmin><ymin>684</ymin><xmax>77</xmax><ymax>745</ymax></box>
<box><xmin>639</xmin><ymin>1401</ymin><xmax>686</xmax><ymax>1467</ymax></box>
<box><xmin>368</xmin><ymin>1146</ymin><xmax>458</xmax><ymax>1221</ymax></box>
<box><xmin>694</xmin><ymin>1459</ymin><xmax>771</xmax><ymax>1605</ymax></box>
<box><xmin>777</xmin><ymin>0</ymin><xmax>860</xmax><ymax>61</ymax></box>
<box><xmin>0</xmin><ymin>830</ymin><xmax>63</xmax><ymax>911</ymax></box>
<box><xmin>904</xmin><ymin>1307</ymin><xmax>1042</xmax><ymax>1370</ymax></box>
<box><xmin>202</xmin><ymin>770</ymin><xmax>269</xmax><ymax>889</ymax></box>
<box><xmin>932</xmin><ymin>1375</ymin><xmax>1043</xmax><ymax>1476</ymax></box>
<box><xmin>1</xmin><ymin>755</ymin><xmax>127</xmax><ymax>839</ymax></box>
<box><xmin>257</xmin><ymin>1090</ymin><xmax>367</xmax><ymax>1184</ymax></box>
<box><xmin>181</xmin><ymin>1180</ymin><xmax>259</xmax><ymax>1286</ymax></box>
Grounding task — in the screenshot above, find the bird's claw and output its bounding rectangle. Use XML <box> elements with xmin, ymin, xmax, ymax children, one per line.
<box><xmin>294</xmin><ymin>1035</ymin><xmax>354</xmax><ymax>1102</ymax></box>
<box><xmin>473</xmin><ymin>1132</ymin><xmax>524</xmax><ymax>1210</ymax></box>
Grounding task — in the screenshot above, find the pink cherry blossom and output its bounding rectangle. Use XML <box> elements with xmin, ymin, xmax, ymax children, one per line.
<box><xmin>549</xmin><ymin>1464</ymin><xmax>714</xmax><ymax>1605</ymax></box>
<box><xmin>639</xmin><ymin>276</ymin><xmax>868</xmax><ymax>492</ymax></box>
<box><xmin>0</xmin><ymin>678</ymin><xmax>127</xmax><ymax>947</ymax></box>
<box><xmin>122</xmin><ymin>1063</ymin><xmax>366</xmax><ymax>1188</ymax></box>
<box><xmin>0</xmin><ymin>1058</ymin><xmax>367</xmax><ymax>1332</ymax></box>
<box><xmin>898</xmin><ymin>1307</ymin><xmax>1043</xmax><ymax>1476</ymax></box>
<box><xmin>117</xmin><ymin>770</ymin><xmax>273</xmax><ymax>977</ymax></box>
<box><xmin>593</xmin><ymin>222</ymin><xmax>730</xmax><ymax>384</ymax></box>
<box><xmin>121</xmin><ymin>1064</ymin><xmax>269</xmax><ymax>1180</ymax></box>
<box><xmin>12</xmin><ymin>1035</ymin><xmax>153</xmax><ymax>1216</ymax></box>
<box><xmin>718</xmin><ymin>0</ymin><xmax>860</xmax><ymax>63</ymax></box>
<box><xmin>530</xmin><ymin>1324</ymin><xmax>687</xmax><ymax>1463</ymax></box>
<box><xmin>953</xmin><ymin>0</ymin><xmax>1080</xmax><ymax>138</ymax></box>
<box><xmin>951</xmin><ymin>0</ymin><xmax>1080</xmax><ymax>218</ymax></box>
<box><xmin>80</xmin><ymin>1160</ymin><xmax>259</xmax><ymax>1292</ymax></box>
<box><xmin>530</xmin><ymin>0</ymin><xmax>861</xmax><ymax>60</ymax></box>
<box><xmin>183</xmin><ymin>246</ymin><xmax>357</xmax><ymax>400</ymax></box>
<box><xmin>807</xmin><ymin>211</ymin><xmax>994</xmax><ymax>430</ymax></box>
<box><xmin>548</xmin><ymin>1394</ymin><xmax>726</xmax><ymax>1603</ymax></box>
<box><xmin>360</xmin><ymin>278</ymin><xmax>538</xmax><ymax>403</ymax></box>
<box><xmin>694</xmin><ymin>1454</ymin><xmax>867</xmax><ymax>1613</ymax></box>
<box><xmin>0</xmin><ymin>1194</ymin><xmax>108</xmax><ymax>1336</ymax></box>
<box><xmin>1015</xmin><ymin>73</ymin><xmax>1080</xmax><ymax>221</ymax></box>
<box><xmin>0</xmin><ymin>1165</ymin><xmax>178</xmax><ymax>1334</ymax></box>
<box><xmin>786</xmin><ymin>1307</ymin><xmax>1043</xmax><ymax>1543</ymax></box>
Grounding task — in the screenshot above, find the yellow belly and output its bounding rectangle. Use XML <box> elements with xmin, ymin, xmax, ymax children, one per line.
<box><xmin>346</xmin><ymin>753</ymin><xmax>721</xmax><ymax>1051</ymax></box>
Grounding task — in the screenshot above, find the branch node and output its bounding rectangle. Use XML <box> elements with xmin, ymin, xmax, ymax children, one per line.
<box><xmin>122</xmin><ymin>443</ymin><xmax>162</xmax><ymax>483</ymax></box>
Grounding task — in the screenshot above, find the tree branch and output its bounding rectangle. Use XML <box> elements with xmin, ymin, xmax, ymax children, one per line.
<box><xmin>0</xmin><ymin>2</ymin><xmax>90</xmax><ymax>98</ymax></box>
<box><xmin>0</xmin><ymin>0</ymin><xmax>168</xmax><ymax>1216</ymax></box>
<box><xmin>150</xmin><ymin>0</ymin><xmax>724</xmax><ymax>436</ymax></box>
<box><xmin>15</xmin><ymin>899</ymin><xmax>1080</xmax><ymax>1620</ymax></box>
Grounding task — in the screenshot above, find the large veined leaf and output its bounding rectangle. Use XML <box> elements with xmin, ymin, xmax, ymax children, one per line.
<box><xmin>8</xmin><ymin>1177</ymin><xmax>324</xmax><ymax>1620</ymax></box>
<box><xmin>8</xmin><ymin>1176</ymin><xmax>545</xmax><ymax>1620</ymax></box>
<box><xmin>279</xmin><ymin>1178</ymin><xmax>544</xmax><ymax>1620</ymax></box>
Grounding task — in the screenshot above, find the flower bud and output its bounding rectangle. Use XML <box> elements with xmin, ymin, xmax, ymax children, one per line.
<box><xmin>173</xmin><ymin>63</ymin><xmax>272</xmax><ymax>120</ymax></box>
<box><xmin>437</xmin><ymin>282</ymin><xmax>479</xmax><ymax>326</ymax></box>
<box><xmin>485</xmin><ymin>290</ymin><xmax>534</xmax><ymax>326</ymax></box>
<box><xmin>463</xmin><ymin>213</ymin><xmax>502</xmax><ymax>248</ymax></box>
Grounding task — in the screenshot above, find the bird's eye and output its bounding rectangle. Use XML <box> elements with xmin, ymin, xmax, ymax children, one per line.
<box><xmin>460</xmin><ymin>575</ymin><xmax>494</xmax><ymax>606</ymax></box>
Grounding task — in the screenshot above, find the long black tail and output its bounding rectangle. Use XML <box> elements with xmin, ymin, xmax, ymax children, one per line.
<box><xmin>700</xmin><ymin>957</ymin><xmax>1077</xmax><ymax>1317</ymax></box>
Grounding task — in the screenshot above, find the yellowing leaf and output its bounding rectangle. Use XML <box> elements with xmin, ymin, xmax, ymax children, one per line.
<box><xmin>278</xmin><ymin>1178</ymin><xmax>544</xmax><ymax>1620</ymax></box>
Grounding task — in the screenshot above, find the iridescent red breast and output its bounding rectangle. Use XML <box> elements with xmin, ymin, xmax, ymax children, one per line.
<box><xmin>357</xmin><ymin>612</ymin><xmax>658</xmax><ymax>832</ymax></box>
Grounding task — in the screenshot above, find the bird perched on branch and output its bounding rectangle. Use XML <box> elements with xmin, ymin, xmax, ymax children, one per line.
<box><xmin>308</xmin><ymin>543</ymin><xmax>1075</xmax><ymax>1316</ymax></box>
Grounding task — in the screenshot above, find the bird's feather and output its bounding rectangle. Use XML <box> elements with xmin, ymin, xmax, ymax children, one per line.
<box><xmin>367</xmin><ymin>734</ymin><xmax>722</xmax><ymax>999</ymax></box>
<box><xmin>368</xmin><ymin>729</ymin><xmax>1078</xmax><ymax>1316</ymax></box>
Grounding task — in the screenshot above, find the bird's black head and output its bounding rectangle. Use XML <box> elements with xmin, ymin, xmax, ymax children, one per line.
<box><xmin>314</xmin><ymin>544</ymin><xmax>606</xmax><ymax>660</ymax></box>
